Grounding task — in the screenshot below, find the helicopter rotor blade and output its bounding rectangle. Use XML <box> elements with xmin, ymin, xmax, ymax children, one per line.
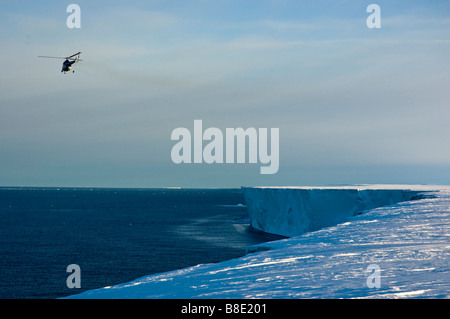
<box><xmin>66</xmin><ymin>51</ymin><xmax>82</xmax><ymax>59</ymax></box>
<box><xmin>38</xmin><ymin>52</ymin><xmax>82</xmax><ymax>60</ymax></box>
<box><xmin>38</xmin><ymin>56</ymin><xmax>67</xmax><ymax>59</ymax></box>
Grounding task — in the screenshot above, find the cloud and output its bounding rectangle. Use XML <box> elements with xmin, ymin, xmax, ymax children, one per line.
<box><xmin>87</xmin><ymin>6</ymin><xmax>181</xmax><ymax>38</ymax></box>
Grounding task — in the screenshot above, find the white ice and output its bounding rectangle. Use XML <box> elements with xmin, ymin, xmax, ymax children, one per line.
<box><xmin>242</xmin><ymin>185</ymin><xmax>425</xmax><ymax>237</ymax></box>
<box><xmin>66</xmin><ymin>185</ymin><xmax>450</xmax><ymax>299</ymax></box>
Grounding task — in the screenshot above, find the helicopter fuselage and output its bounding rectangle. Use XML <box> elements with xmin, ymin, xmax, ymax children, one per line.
<box><xmin>61</xmin><ymin>59</ymin><xmax>76</xmax><ymax>73</ymax></box>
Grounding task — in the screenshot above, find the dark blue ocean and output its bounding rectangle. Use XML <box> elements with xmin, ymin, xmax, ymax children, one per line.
<box><xmin>0</xmin><ymin>188</ymin><xmax>281</xmax><ymax>299</ymax></box>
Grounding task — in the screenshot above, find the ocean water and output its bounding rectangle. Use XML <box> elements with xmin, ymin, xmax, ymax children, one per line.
<box><xmin>0</xmin><ymin>188</ymin><xmax>281</xmax><ymax>299</ymax></box>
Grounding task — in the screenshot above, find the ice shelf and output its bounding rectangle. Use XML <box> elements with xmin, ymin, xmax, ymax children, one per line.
<box><xmin>242</xmin><ymin>186</ymin><xmax>425</xmax><ymax>237</ymax></box>
<box><xmin>66</xmin><ymin>185</ymin><xmax>449</xmax><ymax>299</ymax></box>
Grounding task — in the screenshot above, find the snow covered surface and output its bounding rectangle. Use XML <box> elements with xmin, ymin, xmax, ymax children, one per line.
<box><xmin>67</xmin><ymin>185</ymin><xmax>450</xmax><ymax>299</ymax></box>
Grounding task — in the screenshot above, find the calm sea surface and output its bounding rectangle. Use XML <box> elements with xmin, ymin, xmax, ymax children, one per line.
<box><xmin>0</xmin><ymin>188</ymin><xmax>281</xmax><ymax>299</ymax></box>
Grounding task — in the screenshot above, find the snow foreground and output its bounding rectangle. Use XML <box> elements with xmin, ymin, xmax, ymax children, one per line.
<box><xmin>67</xmin><ymin>185</ymin><xmax>450</xmax><ymax>299</ymax></box>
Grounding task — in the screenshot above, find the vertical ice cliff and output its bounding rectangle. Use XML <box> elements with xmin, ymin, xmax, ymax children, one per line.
<box><xmin>242</xmin><ymin>187</ymin><xmax>421</xmax><ymax>237</ymax></box>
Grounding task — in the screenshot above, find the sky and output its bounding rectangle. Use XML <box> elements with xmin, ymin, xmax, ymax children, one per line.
<box><xmin>0</xmin><ymin>0</ymin><xmax>449</xmax><ymax>188</ymax></box>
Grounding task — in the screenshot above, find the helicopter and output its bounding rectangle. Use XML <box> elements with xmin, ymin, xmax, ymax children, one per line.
<box><xmin>38</xmin><ymin>52</ymin><xmax>82</xmax><ymax>74</ymax></box>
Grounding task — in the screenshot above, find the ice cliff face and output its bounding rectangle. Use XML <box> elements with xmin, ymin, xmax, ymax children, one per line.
<box><xmin>242</xmin><ymin>186</ymin><xmax>423</xmax><ymax>237</ymax></box>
